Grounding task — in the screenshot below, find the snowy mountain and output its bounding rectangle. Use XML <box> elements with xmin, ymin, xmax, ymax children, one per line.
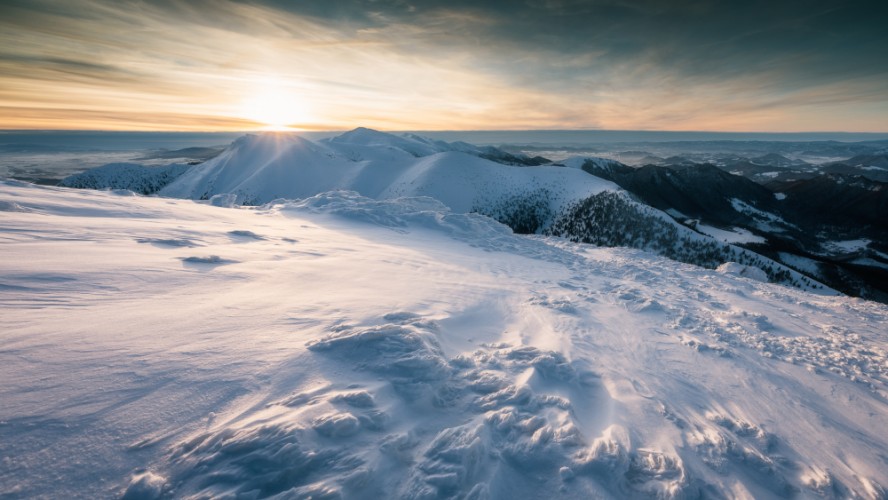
<box><xmin>820</xmin><ymin>155</ymin><xmax>888</xmax><ymax>182</ymax></box>
<box><xmin>1</xmin><ymin>180</ymin><xmax>887</xmax><ymax>498</ymax></box>
<box><xmin>157</xmin><ymin>131</ymin><xmax>600</xmax><ymax>213</ymax></box>
<box><xmin>750</xmin><ymin>153</ymin><xmax>810</xmax><ymax>168</ymax></box>
<box><xmin>773</xmin><ymin>174</ymin><xmax>888</xmax><ymax>232</ymax></box>
<box><xmin>568</xmin><ymin>155</ymin><xmax>888</xmax><ymax>301</ymax></box>
<box><xmin>59</xmin><ymin>129</ymin><xmax>825</xmax><ymax>293</ymax></box>
<box><xmin>581</xmin><ymin>161</ymin><xmax>780</xmax><ymax>228</ymax></box>
<box><xmin>327</xmin><ymin>127</ymin><xmax>549</xmax><ymax>166</ymax></box>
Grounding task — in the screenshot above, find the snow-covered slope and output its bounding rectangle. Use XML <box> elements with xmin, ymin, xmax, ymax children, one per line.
<box><xmin>58</xmin><ymin>162</ymin><xmax>190</xmax><ymax>195</ymax></box>
<box><xmin>60</xmin><ymin>130</ymin><xmax>829</xmax><ymax>293</ymax></box>
<box><xmin>2</xmin><ymin>180</ymin><xmax>887</xmax><ymax>499</ymax></box>
<box><xmin>158</xmin><ymin>131</ymin><xmax>605</xmax><ymax>212</ymax></box>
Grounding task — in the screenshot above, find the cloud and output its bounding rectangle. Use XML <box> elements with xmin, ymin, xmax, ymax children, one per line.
<box><xmin>0</xmin><ymin>0</ymin><xmax>885</xmax><ymax>131</ymax></box>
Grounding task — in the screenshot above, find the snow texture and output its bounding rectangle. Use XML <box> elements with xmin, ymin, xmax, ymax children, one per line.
<box><xmin>716</xmin><ymin>262</ymin><xmax>769</xmax><ymax>282</ymax></box>
<box><xmin>2</xmin><ymin>180</ymin><xmax>888</xmax><ymax>499</ymax></box>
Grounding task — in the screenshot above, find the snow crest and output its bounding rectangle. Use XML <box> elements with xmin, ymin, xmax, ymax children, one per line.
<box><xmin>268</xmin><ymin>191</ymin><xmax>513</xmax><ymax>240</ymax></box>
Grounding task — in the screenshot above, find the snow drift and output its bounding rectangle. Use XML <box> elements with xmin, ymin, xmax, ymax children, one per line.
<box><xmin>1</xmin><ymin>181</ymin><xmax>887</xmax><ymax>498</ymax></box>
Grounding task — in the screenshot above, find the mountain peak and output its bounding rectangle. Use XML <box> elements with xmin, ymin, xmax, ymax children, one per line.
<box><xmin>326</xmin><ymin>127</ymin><xmax>445</xmax><ymax>158</ymax></box>
<box><xmin>330</xmin><ymin>127</ymin><xmax>396</xmax><ymax>143</ymax></box>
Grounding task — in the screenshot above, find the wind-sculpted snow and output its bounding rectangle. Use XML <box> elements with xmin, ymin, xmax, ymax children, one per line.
<box><xmin>265</xmin><ymin>191</ymin><xmax>605</xmax><ymax>268</ymax></box>
<box><xmin>3</xmin><ymin>177</ymin><xmax>888</xmax><ymax>498</ymax></box>
<box><xmin>268</xmin><ymin>191</ymin><xmax>513</xmax><ymax>241</ymax></box>
<box><xmin>671</xmin><ymin>294</ymin><xmax>888</xmax><ymax>390</ymax></box>
<box><xmin>0</xmin><ymin>200</ymin><xmax>29</xmax><ymax>212</ymax></box>
<box><xmin>154</xmin><ymin>313</ymin><xmax>695</xmax><ymax>499</ymax></box>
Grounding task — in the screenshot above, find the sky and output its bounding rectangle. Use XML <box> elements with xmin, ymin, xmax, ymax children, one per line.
<box><xmin>1</xmin><ymin>0</ymin><xmax>886</xmax><ymax>132</ymax></box>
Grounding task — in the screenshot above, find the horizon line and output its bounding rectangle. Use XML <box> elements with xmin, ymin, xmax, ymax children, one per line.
<box><xmin>2</xmin><ymin>128</ymin><xmax>888</xmax><ymax>136</ymax></box>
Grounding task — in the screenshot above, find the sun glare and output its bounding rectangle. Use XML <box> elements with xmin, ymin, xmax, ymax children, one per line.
<box><xmin>240</xmin><ymin>82</ymin><xmax>312</xmax><ymax>131</ymax></box>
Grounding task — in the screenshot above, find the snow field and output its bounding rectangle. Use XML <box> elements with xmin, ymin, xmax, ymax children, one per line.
<box><xmin>2</xmin><ymin>182</ymin><xmax>888</xmax><ymax>498</ymax></box>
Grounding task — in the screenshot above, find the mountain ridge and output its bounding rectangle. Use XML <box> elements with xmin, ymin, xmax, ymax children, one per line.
<box><xmin>57</xmin><ymin>128</ymin><xmax>827</xmax><ymax>295</ymax></box>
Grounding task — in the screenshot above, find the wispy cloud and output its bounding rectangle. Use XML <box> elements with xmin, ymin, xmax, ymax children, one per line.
<box><xmin>0</xmin><ymin>0</ymin><xmax>885</xmax><ymax>131</ymax></box>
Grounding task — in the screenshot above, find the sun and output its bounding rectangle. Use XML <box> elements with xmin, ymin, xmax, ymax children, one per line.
<box><xmin>240</xmin><ymin>83</ymin><xmax>312</xmax><ymax>131</ymax></box>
